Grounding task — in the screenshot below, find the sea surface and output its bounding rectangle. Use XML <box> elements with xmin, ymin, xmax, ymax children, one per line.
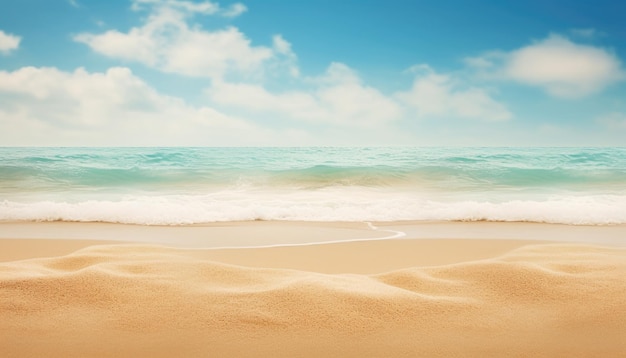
<box><xmin>1</xmin><ymin>147</ymin><xmax>625</xmax><ymax>225</ymax></box>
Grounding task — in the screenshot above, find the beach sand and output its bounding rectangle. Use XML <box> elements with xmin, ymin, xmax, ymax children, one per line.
<box><xmin>1</xmin><ymin>221</ymin><xmax>626</xmax><ymax>357</ymax></box>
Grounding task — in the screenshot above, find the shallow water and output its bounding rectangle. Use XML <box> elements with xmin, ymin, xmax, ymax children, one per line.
<box><xmin>1</xmin><ymin>147</ymin><xmax>625</xmax><ymax>224</ymax></box>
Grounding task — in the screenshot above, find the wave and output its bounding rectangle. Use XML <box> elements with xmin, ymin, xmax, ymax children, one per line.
<box><xmin>2</xmin><ymin>191</ymin><xmax>625</xmax><ymax>225</ymax></box>
<box><xmin>2</xmin><ymin>147</ymin><xmax>625</xmax><ymax>225</ymax></box>
<box><xmin>2</xmin><ymin>162</ymin><xmax>625</xmax><ymax>193</ymax></box>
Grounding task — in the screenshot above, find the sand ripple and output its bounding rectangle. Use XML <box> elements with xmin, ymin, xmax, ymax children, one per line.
<box><xmin>2</xmin><ymin>244</ymin><xmax>626</xmax><ymax>357</ymax></box>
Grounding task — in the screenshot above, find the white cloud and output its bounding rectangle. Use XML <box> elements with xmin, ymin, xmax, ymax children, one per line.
<box><xmin>272</xmin><ymin>34</ymin><xmax>293</xmax><ymax>56</ymax></box>
<box><xmin>396</xmin><ymin>65</ymin><xmax>511</xmax><ymax>121</ymax></box>
<box><xmin>208</xmin><ymin>62</ymin><xmax>513</xmax><ymax>126</ymax></box>
<box><xmin>207</xmin><ymin>63</ymin><xmax>404</xmax><ymax>127</ymax></box>
<box><xmin>0</xmin><ymin>66</ymin><xmax>281</xmax><ymax>146</ymax></box>
<box><xmin>0</xmin><ymin>30</ymin><xmax>21</xmax><ymax>54</ymax></box>
<box><xmin>270</xmin><ymin>34</ymin><xmax>299</xmax><ymax>77</ymax></box>
<box><xmin>131</xmin><ymin>0</ymin><xmax>219</xmax><ymax>14</ymax></box>
<box><xmin>222</xmin><ymin>3</ymin><xmax>247</xmax><ymax>18</ymax></box>
<box><xmin>311</xmin><ymin>62</ymin><xmax>361</xmax><ymax>85</ymax></box>
<box><xmin>131</xmin><ymin>0</ymin><xmax>245</xmax><ymax>17</ymax></box>
<box><xmin>596</xmin><ymin>112</ymin><xmax>626</xmax><ymax>130</ymax></box>
<box><xmin>162</xmin><ymin>26</ymin><xmax>272</xmax><ymax>78</ymax></box>
<box><xmin>469</xmin><ymin>34</ymin><xmax>625</xmax><ymax>98</ymax></box>
<box><xmin>75</xmin><ymin>1</ymin><xmax>278</xmax><ymax>80</ymax></box>
<box><xmin>506</xmin><ymin>35</ymin><xmax>624</xmax><ymax>97</ymax></box>
<box><xmin>463</xmin><ymin>55</ymin><xmax>497</xmax><ymax>69</ymax></box>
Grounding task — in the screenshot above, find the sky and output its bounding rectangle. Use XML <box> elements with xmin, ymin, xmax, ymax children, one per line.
<box><xmin>0</xmin><ymin>0</ymin><xmax>625</xmax><ymax>146</ymax></box>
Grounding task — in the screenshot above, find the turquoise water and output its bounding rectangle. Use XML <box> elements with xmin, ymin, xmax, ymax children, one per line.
<box><xmin>1</xmin><ymin>147</ymin><xmax>625</xmax><ymax>224</ymax></box>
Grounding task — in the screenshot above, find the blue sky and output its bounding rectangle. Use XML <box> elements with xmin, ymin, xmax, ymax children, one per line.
<box><xmin>0</xmin><ymin>0</ymin><xmax>625</xmax><ymax>146</ymax></box>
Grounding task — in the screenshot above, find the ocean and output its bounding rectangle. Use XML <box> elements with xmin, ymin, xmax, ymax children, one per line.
<box><xmin>1</xmin><ymin>147</ymin><xmax>625</xmax><ymax>225</ymax></box>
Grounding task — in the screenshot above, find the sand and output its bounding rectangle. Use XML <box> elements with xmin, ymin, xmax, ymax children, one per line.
<box><xmin>1</xmin><ymin>221</ymin><xmax>626</xmax><ymax>357</ymax></box>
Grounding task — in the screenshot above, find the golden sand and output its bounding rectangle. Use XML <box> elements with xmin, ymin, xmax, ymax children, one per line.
<box><xmin>1</xmin><ymin>222</ymin><xmax>626</xmax><ymax>357</ymax></box>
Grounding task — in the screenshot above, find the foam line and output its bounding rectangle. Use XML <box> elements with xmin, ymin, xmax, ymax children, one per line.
<box><xmin>190</xmin><ymin>222</ymin><xmax>407</xmax><ymax>250</ymax></box>
<box><xmin>3</xmin><ymin>194</ymin><xmax>626</xmax><ymax>225</ymax></box>
<box><xmin>365</xmin><ymin>221</ymin><xmax>406</xmax><ymax>239</ymax></box>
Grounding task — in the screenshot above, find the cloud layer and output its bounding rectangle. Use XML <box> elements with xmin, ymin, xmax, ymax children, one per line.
<box><xmin>0</xmin><ymin>66</ymin><xmax>270</xmax><ymax>146</ymax></box>
<box><xmin>3</xmin><ymin>1</ymin><xmax>625</xmax><ymax>146</ymax></box>
<box><xmin>208</xmin><ymin>63</ymin><xmax>404</xmax><ymax>127</ymax></box>
<box><xmin>73</xmin><ymin>0</ymin><xmax>512</xmax><ymax>130</ymax></box>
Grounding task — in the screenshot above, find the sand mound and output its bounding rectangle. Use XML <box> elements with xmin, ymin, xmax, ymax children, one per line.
<box><xmin>2</xmin><ymin>243</ymin><xmax>626</xmax><ymax>357</ymax></box>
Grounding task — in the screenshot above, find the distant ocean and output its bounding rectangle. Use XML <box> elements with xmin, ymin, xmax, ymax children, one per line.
<box><xmin>1</xmin><ymin>147</ymin><xmax>625</xmax><ymax>225</ymax></box>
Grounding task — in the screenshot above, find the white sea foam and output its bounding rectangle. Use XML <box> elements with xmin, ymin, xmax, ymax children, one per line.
<box><xmin>2</xmin><ymin>190</ymin><xmax>625</xmax><ymax>225</ymax></box>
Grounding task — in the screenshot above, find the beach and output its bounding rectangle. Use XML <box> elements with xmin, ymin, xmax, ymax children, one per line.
<box><xmin>3</xmin><ymin>0</ymin><xmax>626</xmax><ymax>352</ymax></box>
<box><xmin>2</xmin><ymin>147</ymin><xmax>626</xmax><ymax>356</ymax></box>
<box><xmin>2</xmin><ymin>220</ymin><xmax>626</xmax><ymax>357</ymax></box>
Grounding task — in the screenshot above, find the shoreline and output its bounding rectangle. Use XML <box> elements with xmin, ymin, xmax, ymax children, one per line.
<box><xmin>1</xmin><ymin>219</ymin><xmax>625</xmax><ymax>248</ymax></box>
<box><xmin>1</xmin><ymin>220</ymin><xmax>625</xmax><ymax>272</ymax></box>
<box><xmin>2</xmin><ymin>220</ymin><xmax>625</xmax><ymax>270</ymax></box>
